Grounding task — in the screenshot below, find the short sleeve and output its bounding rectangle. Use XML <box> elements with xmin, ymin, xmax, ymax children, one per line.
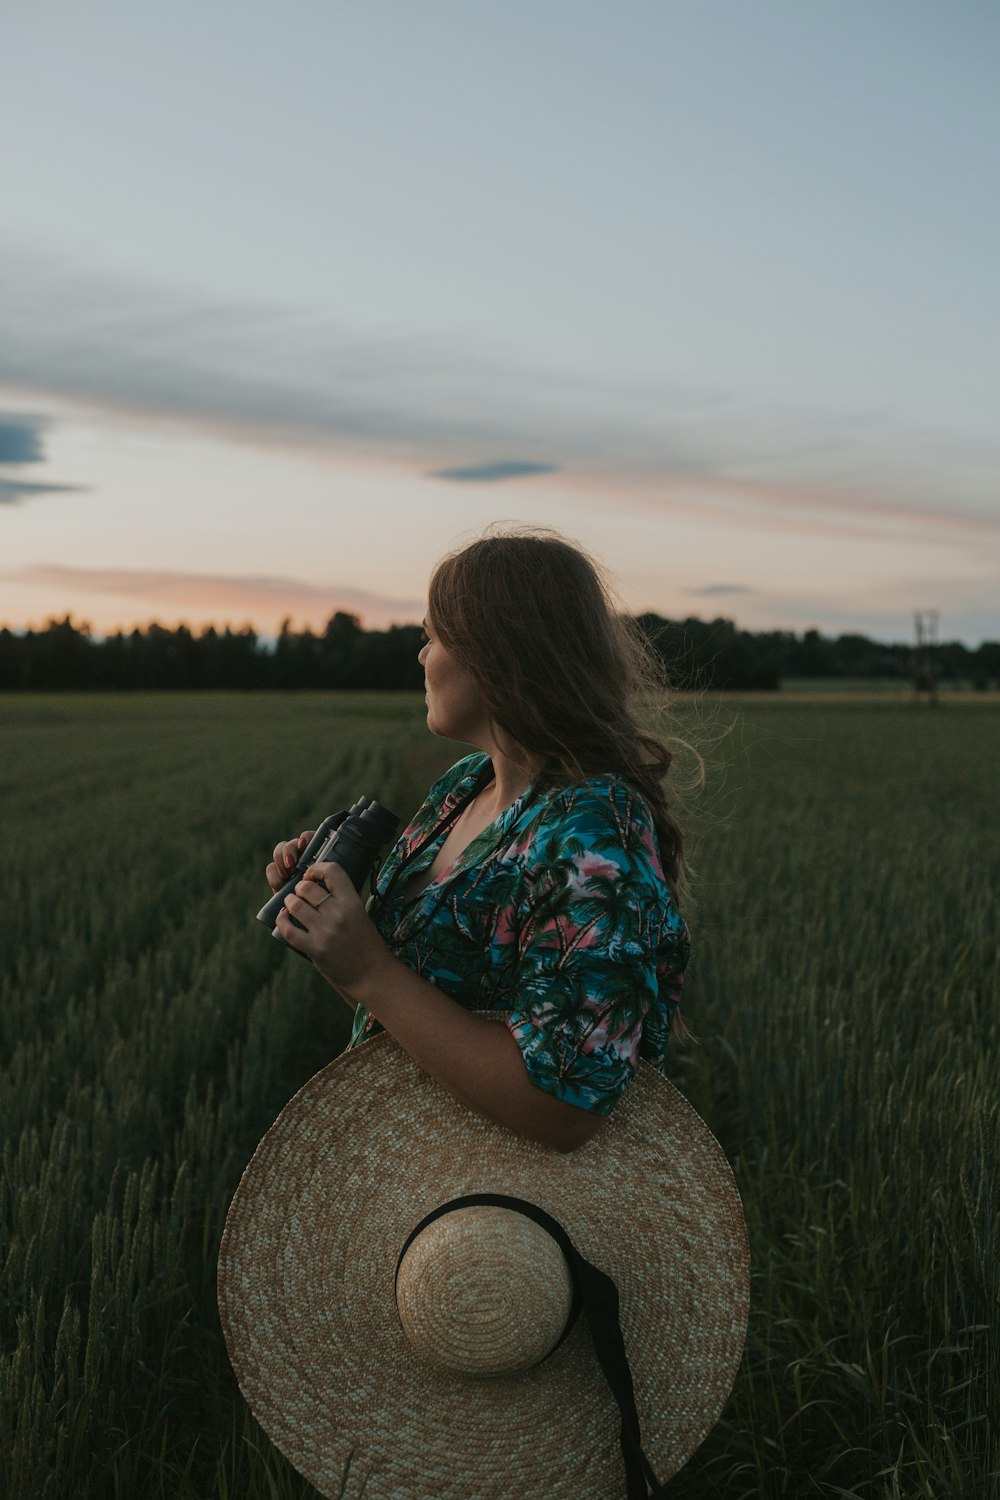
<box><xmin>505</xmin><ymin>779</ymin><xmax>678</xmax><ymax>1117</ymax></box>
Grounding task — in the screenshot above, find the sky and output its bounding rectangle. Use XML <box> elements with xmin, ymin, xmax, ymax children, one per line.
<box><xmin>1</xmin><ymin>0</ymin><xmax>998</xmax><ymax>646</ymax></box>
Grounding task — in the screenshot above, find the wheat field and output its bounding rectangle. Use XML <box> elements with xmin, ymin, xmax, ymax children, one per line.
<box><xmin>2</xmin><ymin>692</ymin><xmax>997</xmax><ymax>1498</ymax></box>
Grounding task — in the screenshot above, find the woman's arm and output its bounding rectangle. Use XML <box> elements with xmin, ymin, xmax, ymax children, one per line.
<box><xmin>275</xmin><ymin>864</ymin><xmax>602</xmax><ymax>1154</ymax></box>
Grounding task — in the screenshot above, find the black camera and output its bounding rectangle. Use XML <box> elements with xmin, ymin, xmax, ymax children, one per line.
<box><xmin>257</xmin><ymin>796</ymin><xmax>400</xmax><ymax>952</ymax></box>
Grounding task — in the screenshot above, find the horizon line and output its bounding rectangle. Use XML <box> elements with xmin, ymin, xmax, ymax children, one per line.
<box><xmin>2</xmin><ymin>609</ymin><xmax>996</xmax><ymax>653</ymax></box>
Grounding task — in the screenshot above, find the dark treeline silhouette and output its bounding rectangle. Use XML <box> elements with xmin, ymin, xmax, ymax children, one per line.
<box><xmin>2</xmin><ymin>612</ymin><xmax>999</xmax><ymax>692</ymax></box>
<box><xmin>0</xmin><ymin>613</ymin><xmax>424</xmax><ymax>692</ymax></box>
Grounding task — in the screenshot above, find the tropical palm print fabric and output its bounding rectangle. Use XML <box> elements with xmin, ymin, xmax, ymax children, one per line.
<box><xmin>348</xmin><ymin>753</ymin><xmax>689</xmax><ymax>1116</ymax></box>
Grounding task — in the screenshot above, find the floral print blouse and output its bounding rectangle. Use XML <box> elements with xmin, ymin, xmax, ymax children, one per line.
<box><xmin>347</xmin><ymin>753</ymin><xmax>689</xmax><ymax>1117</ymax></box>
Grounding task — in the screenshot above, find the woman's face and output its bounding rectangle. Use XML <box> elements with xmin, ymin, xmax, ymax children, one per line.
<box><xmin>418</xmin><ymin>617</ymin><xmax>490</xmax><ymax>745</ymax></box>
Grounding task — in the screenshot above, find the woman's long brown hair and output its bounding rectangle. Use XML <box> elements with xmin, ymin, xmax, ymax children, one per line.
<box><xmin>428</xmin><ymin>526</ymin><xmax>689</xmax><ymax>901</ymax></box>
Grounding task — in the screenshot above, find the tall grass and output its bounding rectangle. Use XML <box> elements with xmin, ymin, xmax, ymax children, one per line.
<box><xmin>670</xmin><ymin>700</ymin><xmax>1000</xmax><ymax>1498</ymax></box>
<box><xmin>1</xmin><ymin>694</ymin><xmax>997</xmax><ymax>1497</ymax></box>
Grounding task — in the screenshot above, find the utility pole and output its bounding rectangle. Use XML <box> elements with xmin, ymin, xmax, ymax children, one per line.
<box><xmin>912</xmin><ymin>609</ymin><xmax>940</xmax><ymax>706</ymax></box>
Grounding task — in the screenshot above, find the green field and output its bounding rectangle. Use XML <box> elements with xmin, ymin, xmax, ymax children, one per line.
<box><xmin>2</xmin><ymin>693</ymin><xmax>997</xmax><ymax>1498</ymax></box>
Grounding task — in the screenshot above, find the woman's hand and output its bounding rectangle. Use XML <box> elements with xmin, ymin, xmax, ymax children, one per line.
<box><xmin>265</xmin><ymin>831</ymin><xmax>316</xmax><ymax>892</ymax></box>
<box><xmin>274</xmin><ymin>862</ymin><xmax>396</xmax><ymax>997</ymax></box>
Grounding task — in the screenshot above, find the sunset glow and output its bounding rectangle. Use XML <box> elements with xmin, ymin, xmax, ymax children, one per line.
<box><xmin>2</xmin><ymin>4</ymin><xmax>998</xmax><ymax>645</ymax></box>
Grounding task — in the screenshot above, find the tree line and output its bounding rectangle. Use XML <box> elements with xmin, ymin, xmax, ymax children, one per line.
<box><xmin>2</xmin><ymin>611</ymin><xmax>998</xmax><ymax>691</ymax></box>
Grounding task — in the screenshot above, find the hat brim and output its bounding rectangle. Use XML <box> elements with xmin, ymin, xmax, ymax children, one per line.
<box><xmin>218</xmin><ymin>1029</ymin><xmax>749</xmax><ymax>1499</ymax></box>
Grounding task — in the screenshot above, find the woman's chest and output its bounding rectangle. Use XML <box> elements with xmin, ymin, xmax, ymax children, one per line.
<box><xmin>402</xmin><ymin>795</ymin><xmax>513</xmax><ymax>902</ymax></box>
<box><xmin>378</xmin><ymin>843</ymin><xmax>529</xmax><ymax>971</ymax></box>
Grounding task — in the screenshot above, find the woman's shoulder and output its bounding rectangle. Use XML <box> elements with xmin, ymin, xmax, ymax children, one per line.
<box><xmin>517</xmin><ymin>772</ymin><xmax>686</xmax><ymax>945</ymax></box>
<box><xmin>534</xmin><ymin>771</ymin><xmax>655</xmax><ymax>838</ymax></box>
<box><xmin>524</xmin><ymin>772</ymin><xmax>663</xmax><ymax>876</ymax></box>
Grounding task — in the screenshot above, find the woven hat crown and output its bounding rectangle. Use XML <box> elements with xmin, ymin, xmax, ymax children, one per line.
<box><xmin>395</xmin><ymin>1202</ymin><xmax>574</xmax><ymax>1376</ymax></box>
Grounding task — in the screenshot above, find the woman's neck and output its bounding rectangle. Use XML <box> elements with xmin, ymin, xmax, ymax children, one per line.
<box><xmin>475</xmin><ymin>736</ymin><xmax>538</xmax><ymax>816</ymax></box>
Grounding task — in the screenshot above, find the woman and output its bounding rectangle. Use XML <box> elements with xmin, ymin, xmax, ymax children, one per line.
<box><xmin>265</xmin><ymin>528</ymin><xmax>690</xmax><ymax>1154</ymax></box>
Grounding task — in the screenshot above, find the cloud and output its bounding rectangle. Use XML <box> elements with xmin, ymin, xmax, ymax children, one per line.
<box><xmin>6</xmin><ymin>563</ymin><xmax>423</xmax><ymax>628</ymax></box>
<box><xmin>0</xmin><ymin>407</ymin><xmax>88</xmax><ymax>503</ymax></box>
<box><xmin>0</xmin><ymin>479</ymin><xmax>87</xmax><ymax>505</ymax></box>
<box><xmin>0</xmin><ymin>412</ymin><xmax>48</xmax><ymax>464</ymax></box>
<box><xmin>689</xmin><ymin>583</ymin><xmax>758</xmax><ymax>596</ymax></box>
<box><xmin>1</xmin><ymin>248</ymin><xmax>998</xmax><ymax>544</ymax></box>
<box><xmin>429</xmin><ymin>460</ymin><xmax>560</xmax><ymax>483</ymax></box>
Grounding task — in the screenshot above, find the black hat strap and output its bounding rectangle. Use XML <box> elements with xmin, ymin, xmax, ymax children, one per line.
<box><xmin>395</xmin><ymin>1192</ymin><xmax>669</xmax><ymax>1500</ymax></box>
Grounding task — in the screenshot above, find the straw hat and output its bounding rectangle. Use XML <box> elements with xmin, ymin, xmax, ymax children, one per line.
<box><xmin>218</xmin><ymin>1025</ymin><xmax>749</xmax><ymax>1499</ymax></box>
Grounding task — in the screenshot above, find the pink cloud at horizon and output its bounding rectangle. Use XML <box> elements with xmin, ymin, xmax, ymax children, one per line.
<box><xmin>1</xmin><ymin>564</ymin><xmax>424</xmax><ymax>636</ymax></box>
